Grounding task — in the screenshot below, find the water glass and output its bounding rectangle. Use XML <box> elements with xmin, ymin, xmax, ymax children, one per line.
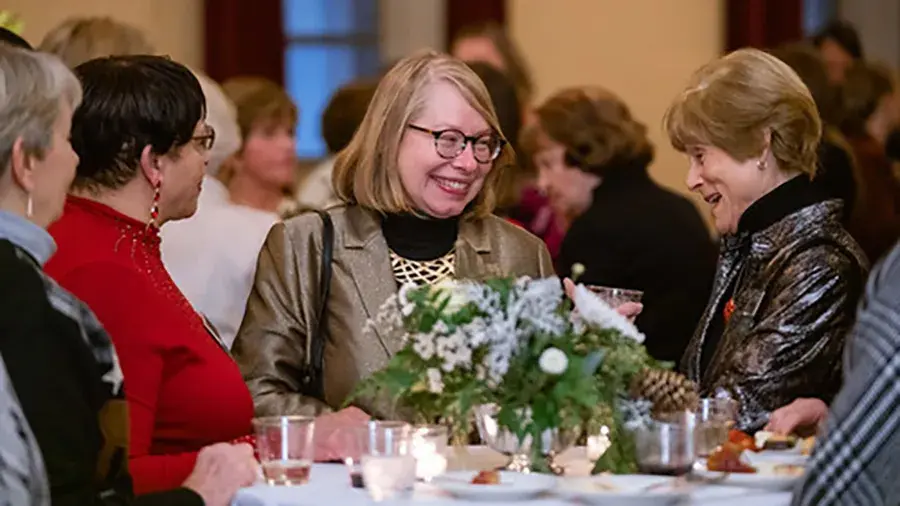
<box><xmin>586</xmin><ymin>285</ymin><xmax>644</xmax><ymax>307</ymax></box>
<box><xmin>253</xmin><ymin>416</ymin><xmax>315</xmax><ymax>486</ymax></box>
<box><xmin>412</xmin><ymin>425</ymin><xmax>449</xmax><ymax>481</ymax></box>
<box><xmin>361</xmin><ymin>421</ymin><xmax>417</xmax><ymax>502</ymax></box>
<box><xmin>632</xmin><ymin>421</ymin><xmax>695</xmax><ymax>476</ymax></box>
<box><xmin>694</xmin><ymin>398</ymin><xmax>739</xmax><ymax>457</ymax></box>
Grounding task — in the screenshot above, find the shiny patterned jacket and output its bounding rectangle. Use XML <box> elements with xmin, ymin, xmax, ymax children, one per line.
<box><xmin>681</xmin><ymin>198</ymin><xmax>868</xmax><ymax>431</ymax></box>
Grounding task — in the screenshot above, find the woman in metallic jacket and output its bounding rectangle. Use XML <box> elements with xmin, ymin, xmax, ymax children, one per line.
<box><xmin>232</xmin><ymin>51</ymin><xmax>556</xmax><ymax>420</ymax></box>
<box><xmin>664</xmin><ymin>48</ymin><xmax>868</xmax><ymax>430</ymax></box>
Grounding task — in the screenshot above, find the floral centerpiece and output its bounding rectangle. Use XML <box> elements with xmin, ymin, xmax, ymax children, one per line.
<box><xmin>349</xmin><ymin>273</ymin><xmax>695</xmax><ymax>474</ymax></box>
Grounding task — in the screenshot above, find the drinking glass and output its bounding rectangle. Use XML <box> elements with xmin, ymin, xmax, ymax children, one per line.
<box><xmin>693</xmin><ymin>398</ymin><xmax>738</xmax><ymax>457</ymax></box>
<box><xmin>411</xmin><ymin>425</ymin><xmax>449</xmax><ymax>482</ymax></box>
<box><xmin>632</xmin><ymin>421</ymin><xmax>695</xmax><ymax>476</ymax></box>
<box><xmin>253</xmin><ymin>416</ymin><xmax>315</xmax><ymax>486</ymax></box>
<box><xmin>586</xmin><ymin>285</ymin><xmax>644</xmax><ymax>307</ymax></box>
<box><xmin>361</xmin><ymin>421</ymin><xmax>417</xmax><ymax>502</ymax></box>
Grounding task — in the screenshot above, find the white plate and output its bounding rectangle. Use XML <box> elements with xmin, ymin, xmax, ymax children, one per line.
<box><xmin>745</xmin><ymin>450</ymin><xmax>809</xmax><ymax>467</ymax></box>
<box><xmin>692</xmin><ymin>461</ymin><xmax>804</xmax><ymax>490</ymax></box>
<box><xmin>556</xmin><ymin>475</ymin><xmax>690</xmax><ymax>505</ymax></box>
<box><xmin>432</xmin><ymin>471</ymin><xmax>556</xmax><ymax>501</ymax></box>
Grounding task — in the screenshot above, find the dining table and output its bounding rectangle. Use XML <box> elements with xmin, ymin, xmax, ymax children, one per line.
<box><xmin>232</xmin><ymin>446</ymin><xmax>795</xmax><ymax>506</ymax></box>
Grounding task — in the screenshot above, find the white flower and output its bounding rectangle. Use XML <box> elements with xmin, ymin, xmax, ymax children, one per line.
<box><xmin>571</xmin><ymin>263</ymin><xmax>586</xmax><ymax>278</ymax></box>
<box><xmin>539</xmin><ymin>347</ymin><xmax>569</xmax><ymax>375</ymax></box>
<box><xmin>432</xmin><ymin>279</ymin><xmax>468</xmax><ymax>314</ymax></box>
<box><xmin>398</xmin><ymin>283</ymin><xmax>416</xmax><ymax>316</ymax></box>
<box><xmin>412</xmin><ymin>333</ymin><xmax>436</xmax><ymax>360</ymax></box>
<box><xmin>571</xmin><ymin>284</ymin><xmax>645</xmax><ymax>343</ymax></box>
<box><xmin>435</xmin><ymin>330</ymin><xmax>471</xmax><ymax>372</ymax></box>
<box><xmin>426</xmin><ymin>368</ymin><xmax>444</xmax><ymax>394</ymax></box>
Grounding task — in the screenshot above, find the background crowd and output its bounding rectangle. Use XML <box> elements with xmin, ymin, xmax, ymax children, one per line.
<box><xmin>0</xmin><ymin>9</ymin><xmax>898</xmax><ymax>506</ymax></box>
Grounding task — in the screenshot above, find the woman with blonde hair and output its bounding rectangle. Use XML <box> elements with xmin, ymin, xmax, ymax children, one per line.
<box><xmin>665</xmin><ymin>48</ymin><xmax>867</xmax><ymax>430</ymax></box>
<box><xmin>38</xmin><ymin>17</ymin><xmax>153</xmax><ymax>68</ymax></box>
<box><xmin>232</xmin><ymin>50</ymin><xmax>554</xmax><ymax>419</ymax></box>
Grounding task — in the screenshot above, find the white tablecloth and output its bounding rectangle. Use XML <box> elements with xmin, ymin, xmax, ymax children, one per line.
<box><xmin>233</xmin><ymin>447</ymin><xmax>794</xmax><ymax>506</ymax></box>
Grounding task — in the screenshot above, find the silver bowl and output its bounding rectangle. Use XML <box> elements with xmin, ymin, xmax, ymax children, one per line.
<box><xmin>473</xmin><ymin>404</ymin><xmax>576</xmax><ymax>474</ymax></box>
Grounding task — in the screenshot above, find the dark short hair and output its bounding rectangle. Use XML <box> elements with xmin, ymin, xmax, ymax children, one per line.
<box><xmin>813</xmin><ymin>20</ymin><xmax>864</xmax><ymax>60</ymax></box>
<box><xmin>321</xmin><ymin>78</ymin><xmax>378</xmax><ymax>154</ymax></box>
<box><xmin>71</xmin><ymin>55</ymin><xmax>205</xmax><ymax>192</ymax></box>
<box><xmin>840</xmin><ymin>62</ymin><xmax>894</xmax><ymax>136</ymax></box>
<box><xmin>770</xmin><ymin>42</ymin><xmax>841</xmax><ymax>126</ymax></box>
<box><xmin>0</xmin><ymin>28</ymin><xmax>32</xmax><ymax>50</ymax></box>
<box><xmin>465</xmin><ymin>61</ymin><xmax>522</xmax><ymax>153</ymax></box>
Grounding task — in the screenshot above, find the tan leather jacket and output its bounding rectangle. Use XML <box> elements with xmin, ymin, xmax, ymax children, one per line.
<box><xmin>232</xmin><ymin>205</ymin><xmax>555</xmax><ymax>418</ymax></box>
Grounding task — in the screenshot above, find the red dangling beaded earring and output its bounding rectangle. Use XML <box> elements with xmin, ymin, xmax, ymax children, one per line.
<box><xmin>147</xmin><ymin>180</ymin><xmax>161</xmax><ymax>230</ymax></box>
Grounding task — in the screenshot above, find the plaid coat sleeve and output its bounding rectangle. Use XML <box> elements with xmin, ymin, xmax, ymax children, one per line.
<box><xmin>792</xmin><ymin>245</ymin><xmax>900</xmax><ymax>506</ymax></box>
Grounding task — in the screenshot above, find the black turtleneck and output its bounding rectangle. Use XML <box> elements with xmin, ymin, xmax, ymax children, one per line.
<box><xmin>381</xmin><ymin>212</ymin><xmax>460</xmax><ymax>261</ymax></box>
<box><xmin>700</xmin><ymin>175</ymin><xmax>829</xmax><ymax>376</ymax></box>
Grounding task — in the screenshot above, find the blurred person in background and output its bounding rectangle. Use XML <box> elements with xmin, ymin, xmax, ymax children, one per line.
<box><xmin>839</xmin><ymin>62</ymin><xmax>900</xmax><ymax>264</ymax></box>
<box><xmin>533</xmin><ymin>86</ymin><xmax>716</xmax><ymax>363</ymax></box>
<box><xmin>219</xmin><ymin>77</ymin><xmax>298</xmax><ymax>214</ymax></box>
<box><xmin>0</xmin><ymin>43</ymin><xmax>255</xmax><ymax>506</ymax></box>
<box><xmin>170</xmin><ymin>77</ymin><xmax>298</xmax><ymax>348</ymax></box>
<box><xmin>465</xmin><ymin>61</ymin><xmax>566</xmax><ymax>259</ymax></box>
<box><xmin>812</xmin><ymin>20</ymin><xmax>864</xmax><ymax>85</ymax></box>
<box><xmin>39</xmin><ymin>16</ymin><xmax>153</xmax><ymax>68</ymax></box>
<box><xmin>770</xmin><ymin>43</ymin><xmax>858</xmax><ymax>221</ymax></box>
<box><xmin>451</xmin><ymin>21</ymin><xmax>535</xmax><ymax>119</ymax></box>
<box><xmin>161</xmin><ymin>75</ymin><xmax>245</xmax><ymax>347</ymax></box>
<box><xmin>297</xmin><ymin>77</ymin><xmax>378</xmax><ymax>210</ymax></box>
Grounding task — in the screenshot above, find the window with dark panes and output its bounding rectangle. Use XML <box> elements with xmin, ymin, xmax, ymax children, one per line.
<box><xmin>283</xmin><ymin>0</ymin><xmax>381</xmax><ymax>159</ymax></box>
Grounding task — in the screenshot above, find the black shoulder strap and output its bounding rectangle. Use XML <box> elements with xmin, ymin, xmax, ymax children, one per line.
<box><xmin>304</xmin><ymin>210</ymin><xmax>333</xmax><ymax>400</ymax></box>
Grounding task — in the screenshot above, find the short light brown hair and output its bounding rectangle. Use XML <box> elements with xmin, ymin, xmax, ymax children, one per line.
<box><xmin>535</xmin><ymin>86</ymin><xmax>654</xmax><ymax>176</ymax></box>
<box><xmin>321</xmin><ymin>78</ymin><xmax>379</xmax><ymax>154</ymax></box>
<box><xmin>221</xmin><ymin>77</ymin><xmax>298</xmax><ymax>143</ymax></box>
<box><xmin>665</xmin><ymin>48</ymin><xmax>822</xmax><ymax>176</ymax></box>
<box><xmin>332</xmin><ymin>49</ymin><xmax>510</xmax><ymax>219</ymax></box>
<box><xmin>840</xmin><ymin>62</ymin><xmax>895</xmax><ymax>136</ymax></box>
<box><xmin>38</xmin><ymin>17</ymin><xmax>153</xmax><ymax>69</ymax></box>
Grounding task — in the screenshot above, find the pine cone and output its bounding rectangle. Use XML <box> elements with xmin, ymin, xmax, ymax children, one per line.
<box><xmin>629</xmin><ymin>369</ymin><xmax>699</xmax><ymax>416</ymax></box>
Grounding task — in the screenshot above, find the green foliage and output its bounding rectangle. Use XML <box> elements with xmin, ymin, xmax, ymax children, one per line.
<box><xmin>348</xmin><ymin>276</ymin><xmax>663</xmax><ymax>474</ymax></box>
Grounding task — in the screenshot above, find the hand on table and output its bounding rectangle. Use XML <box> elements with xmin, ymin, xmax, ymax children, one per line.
<box><xmin>314</xmin><ymin>407</ymin><xmax>370</xmax><ymax>462</ymax></box>
<box><xmin>563</xmin><ymin>278</ymin><xmax>644</xmax><ymax>320</ymax></box>
<box><xmin>183</xmin><ymin>442</ymin><xmax>259</xmax><ymax>506</ymax></box>
<box><xmin>765</xmin><ymin>398</ymin><xmax>829</xmax><ymax>436</ymax></box>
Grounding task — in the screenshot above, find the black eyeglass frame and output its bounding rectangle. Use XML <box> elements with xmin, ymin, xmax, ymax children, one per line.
<box><xmin>191</xmin><ymin>125</ymin><xmax>217</xmax><ymax>151</ymax></box>
<box><xmin>407</xmin><ymin>124</ymin><xmax>506</xmax><ymax>163</ymax></box>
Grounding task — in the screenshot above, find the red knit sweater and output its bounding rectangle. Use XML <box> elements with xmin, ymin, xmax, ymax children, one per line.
<box><xmin>46</xmin><ymin>196</ymin><xmax>254</xmax><ymax>494</ymax></box>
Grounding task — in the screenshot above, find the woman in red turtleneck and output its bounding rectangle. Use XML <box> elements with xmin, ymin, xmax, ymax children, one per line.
<box><xmin>44</xmin><ymin>56</ymin><xmax>256</xmax><ymax>495</ymax></box>
<box><xmin>46</xmin><ymin>54</ymin><xmax>367</xmax><ymax>497</ymax></box>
